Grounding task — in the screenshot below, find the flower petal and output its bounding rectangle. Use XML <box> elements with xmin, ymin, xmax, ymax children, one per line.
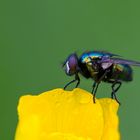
<box><xmin>99</xmin><ymin>99</ymin><xmax>120</xmax><ymax>140</ymax></box>
<box><xmin>15</xmin><ymin>88</ymin><xmax>120</xmax><ymax>140</ymax></box>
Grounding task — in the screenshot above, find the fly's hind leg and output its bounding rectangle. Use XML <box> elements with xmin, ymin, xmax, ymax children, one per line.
<box><xmin>111</xmin><ymin>81</ymin><xmax>122</xmax><ymax>105</ymax></box>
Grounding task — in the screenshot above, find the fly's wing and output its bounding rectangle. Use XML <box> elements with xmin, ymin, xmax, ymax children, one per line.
<box><xmin>99</xmin><ymin>57</ymin><xmax>140</xmax><ymax>68</ymax></box>
<box><xmin>85</xmin><ymin>51</ymin><xmax>120</xmax><ymax>69</ymax></box>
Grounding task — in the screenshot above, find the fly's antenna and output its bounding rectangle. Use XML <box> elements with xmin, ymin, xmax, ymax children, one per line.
<box><xmin>61</xmin><ymin>61</ymin><xmax>66</xmax><ymax>68</ymax></box>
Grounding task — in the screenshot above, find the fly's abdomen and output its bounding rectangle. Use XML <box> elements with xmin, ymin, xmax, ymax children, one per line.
<box><xmin>111</xmin><ymin>64</ymin><xmax>133</xmax><ymax>82</ymax></box>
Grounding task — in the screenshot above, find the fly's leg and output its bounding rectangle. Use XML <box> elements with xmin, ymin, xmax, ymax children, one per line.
<box><xmin>111</xmin><ymin>92</ymin><xmax>114</xmax><ymax>99</ymax></box>
<box><xmin>64</xmin><ymin>79</ymin><xmax>77</xmax><ymax>90</ymax></box>
<box><xmin>64</xmin><ymin>74</ymin><xmax>80</xmax><ymax>90</ymax></box>
<box><xmin>92</xmin><ymin>82</ymin><xmax>96</xmax><ymax>103</ymax></box>
<box><xmin>75</xmin><ymin>74</ymin><xmax>80</xmax><ymax>88</ymax></box>
<box><xmin>92</xmin><ymin>82</ymin><xmax>100</xmax><ymax>103</ymax></box>
<box><xmin>111</xmin><ymin>81</ymin><xmax>122</xmax><ymax>105</ymax></box>
<box><xmin>92</xmin><ymin>70</ymin><xmax>109</xmax><ymax>103</ymax></box>
<box><xmin>92</xmin><ymin>82</ymin><xmax>96</xmax><ymax>94</ymax></box>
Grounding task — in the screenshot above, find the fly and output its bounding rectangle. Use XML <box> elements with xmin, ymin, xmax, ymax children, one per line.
<box><xmin>63</xmin><ymin>51</ymin><xmax>140</xmax><ymax>104</ymax></box>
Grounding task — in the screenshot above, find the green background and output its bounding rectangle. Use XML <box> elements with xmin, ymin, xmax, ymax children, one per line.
<box><xmin>1</xmin><ymin>0</ymin><xmax>140</xmax><ymax>139</ymax></box>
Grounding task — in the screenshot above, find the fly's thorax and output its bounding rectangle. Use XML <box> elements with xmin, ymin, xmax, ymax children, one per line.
<box><xmin>86</xmin><ymin>62</ymin><xmax>99</xmax><ymax>77</ymax></box>
<box><xmin>81</xmin><ymin>57</ymin><xmax>92</xmax><ymax>64</ymax></box>
<box><xmin>81</xmin><ymin>54</ymin><xmax>101</xmax><ymax>64</ymax></box>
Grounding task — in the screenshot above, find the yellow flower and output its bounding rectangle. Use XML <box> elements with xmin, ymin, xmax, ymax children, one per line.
<box><xmin>15</xmin><ymin>88</ymin><xmax>120</xmax><ymax>140</ymax></box>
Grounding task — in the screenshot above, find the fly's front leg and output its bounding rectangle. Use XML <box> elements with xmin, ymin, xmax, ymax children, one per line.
<box><xmin>75</xmin><ymin>74</ymin><xmax>80</xmax><ymax>88</ymax></box>
<box><xmin>64</xmin><ymin>74</ymin><xmax>80</xmax><ymax>90</ymax></box>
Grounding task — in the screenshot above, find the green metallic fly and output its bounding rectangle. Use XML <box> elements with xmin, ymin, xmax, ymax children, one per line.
<box><xmin>63</xmin><ymin>51</ymin><xmax>140</xmax><ymax>104</ymax></box>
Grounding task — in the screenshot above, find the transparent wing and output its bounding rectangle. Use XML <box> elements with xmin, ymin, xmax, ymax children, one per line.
<box><xmin>99</xmin><ymin>57</ymin><xmax>140</xmax><ymax>66</ymax></box>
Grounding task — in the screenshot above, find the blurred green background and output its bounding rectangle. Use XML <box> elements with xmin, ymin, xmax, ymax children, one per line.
<box><xmin>0</xmin><ymin>0</ymin><xmax>140</xmax><ymax>139</ymax></box>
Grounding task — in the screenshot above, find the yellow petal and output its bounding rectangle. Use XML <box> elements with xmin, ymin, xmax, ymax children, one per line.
<box><xmin>99</xmin><ymin>99</ymin><xmax>120</xmax><ymax>140</ymax></box>
<box><xmin>15</xmin><ymin>88</ymin><xmax>120</xmax><ymax>140</ymax></box>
